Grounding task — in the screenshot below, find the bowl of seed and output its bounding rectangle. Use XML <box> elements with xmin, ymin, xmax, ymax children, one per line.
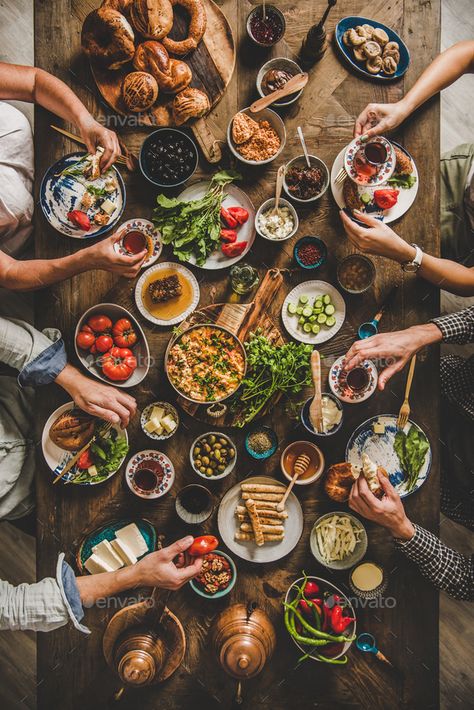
<box><xmin>245</xmin><ymin>426</ymin><xmax>278</xmax><ymax>460</ymax></box>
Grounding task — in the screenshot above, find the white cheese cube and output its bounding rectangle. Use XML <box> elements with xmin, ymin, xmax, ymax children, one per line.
<box><xmin>151</xmin><ymin>406</ymin><xmax>165</xmax><ymax>421</ymax></box>
<box><xmin>88</xmin><ymin>465</ymin><xmax>99</xmax><ymax>477</ymax></box>
<box><xmin>100</xmin><ymin>198</ymin><xmax>116</xmax><ymax>215</ymax></box>
<box><xmin>161</xmin><ymin>415</ymin><xmax>176</xmax><ymax>433</ymax></box>
<box><xmin>84</xmin><ymin>553</ymin><xmax>115</xmax><ymax>575</ymax></box>
<box><xmin>111</xmin><ymin>538</ymin><xmax>138</xmax><ymax>566</ymax></box>
<box><xmin>144</xmin><ymin>420</ymin><xmax>158</xmax><ymax>434</ymax></box>
<box><xmin>115</xmin><ymin>523</ymin><xmax>148</xmax><ymax>557</ymax></box>
<box><xmin>373</xmin><ymin>422</ymin><xmax>386</xmax><ymax>435</ymax></box>
<box><xmin>92</xmin><ymin>539</ymin><xmax>124</xmax><ymax>570</ymax></box>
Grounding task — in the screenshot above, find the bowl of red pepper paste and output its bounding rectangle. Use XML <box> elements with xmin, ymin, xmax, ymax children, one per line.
<box><xmin>294</xmin><ymin>236</ymin><xmax>327</xmax><ymax>270</ymax></box>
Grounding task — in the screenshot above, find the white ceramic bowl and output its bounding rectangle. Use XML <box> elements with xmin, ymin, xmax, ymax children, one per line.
<box><xmin>190</xmin><ymin>432</ymin><xmax>237</xmax><ymax>481</ymax></box>
<box><xmin>256</xmin><ymin>57</ymin><xmax>304</xmax><ymax>107</ymax></box>
<box><xmin>74</xmin><ymin>303</ymin><xmax>150</xmax><ymax>389</ymax></box>
<box><xmin>255</xmin><ymin>197</ymin><xmax>299</xmax><ymax>242</ymax></box>
<box><xmin>140</xmin><ymin>401</ymin><xmax>179</xmax><ymax>441</ymax></box>
<box><xmin>283</xmin><ymin>154</ymin><xmax>330</xmax><ymax>203</ymax></box>
<box><xmin>310</xmin><ymin>512</ymin><xmax>368</xmax><ymax>570</ymax></box>
<box><xmin>227</xmin><ymin>107</ymin><xmax>286</xmax><ymax>165</ymax></box>
<box><xmin>280</xmin><ymin>441</ymin><xmax>325</xmax><ymax>485</ymax></box>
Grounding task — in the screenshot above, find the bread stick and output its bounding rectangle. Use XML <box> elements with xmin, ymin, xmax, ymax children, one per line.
<box><xmin>240</xmin><ymin>483</ymin><xmax>284</xmax><ymax>493</ymax></box>
<box><xmin>235</xmin><ymin>531</ymin><xmax>284</xmax><ymax>542</ymax></box>
<box><xmin>242</xmin><ymin>492</ymin><xmax>283</xmax><ymax>502</ymax></box>
<box><xmin>237</xmin><ymin>514</ymin><xmax>285</xmax><ymax>527</ymax></box>
<box><xmin>235</xmin><ymin>505</ymin><xmax>288</xmax><ymax>519</ymax></box>
<box><xmin>240</xmin><ymin>522</ymin><xmax>285</xmax><ymax>534</ymax></box>
<box><xmin>245</xmin><ymin>499</ymin><xmax>264</xmax><ymax>546</ymax></box>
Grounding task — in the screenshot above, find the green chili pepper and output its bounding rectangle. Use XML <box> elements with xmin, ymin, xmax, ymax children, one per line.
<box><xmin>284</xmin><ymin>602</ymin><xmax>353</xmax><ymax>643</ymax></box>
<box><xmin>316</xmin><ymin>654</ymin><xmax>348</xmax><ymax>665</ymax></box>
<box><xmin>284</xmin><ymin>610</ymin><xmax>330</xmax><ymax>647</ymax></box>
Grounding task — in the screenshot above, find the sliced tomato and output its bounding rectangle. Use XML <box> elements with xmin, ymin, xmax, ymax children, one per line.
<box><xmin>77</xmin><ymin>449</ymin><xmax>94</xmax><ymax>470</ymax></box>
<box><xmin>67</xmin><ymin>210</ymin><xmax>91</xmax><ymax>231</ymax></box>
<box><xmin>373</xmin><ymin>188</ymin><xmax>399</xmax><ymax>210</ymax></box>
<box><xmin>221</xmin><ymin>241</ymin><xmax>248</xmax><ymax>258</ymax></box>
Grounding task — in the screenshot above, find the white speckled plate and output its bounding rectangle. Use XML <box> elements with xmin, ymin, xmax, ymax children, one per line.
<box><xmin>328</xmin><ymin>356</ymin><xmax>378</xmax><ymax>404</ymax></box>
<box><xmin>134</xmin><ymin>262</ymin><xmax>200</xmax><ymax>326</ymax></box>
<box><xmin>113</xmin><ymin>218</ymin><xmax>162</xmax><ymax>268</ymax></box>
<box><xmin>40</xmin><ymin>151</ymin><xmax>125</xmax><ymax>238</ymax></box>
<box><xmin>282</xmin><ymin>280</ymin><xmax>346</xmax><ymax>344</ymax></box>
<box><xmin>346</xmin><ymin>414</ymin><xmax>432</xmax><ymax>498</ymax></box>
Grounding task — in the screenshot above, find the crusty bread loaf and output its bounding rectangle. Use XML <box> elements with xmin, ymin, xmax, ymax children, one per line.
<box><xmin>122</xmin><ymin>71</ymin><xmax>159</xmax><ymax>111</ymax></box>
<box><xmin>172</xmin><ymin>87</ymin><xmax>209</xmax><ymax>125</ymax></box>
<box><xmin>324</xmin><ymin>462</ymin><xmax>361</xmax><ymax>502</ymax></box>
<box><xmin>82</xmin><ymin>7</ymin><xmax>135</xmax><ymax>70</ymax></box>
<box><xmin>49</xmin><ymin>409</ymin><xmax>95</xmax><ymax>452</ymax></box>
<box><xmin>130</xmin><ymin>0</ymin><xmax>173</xmax><ymax>40</ymax></box>
<box><xmin>133</xmin><ymin>41</ymin><xmax>192</xmax><ymax>93</ymax></box>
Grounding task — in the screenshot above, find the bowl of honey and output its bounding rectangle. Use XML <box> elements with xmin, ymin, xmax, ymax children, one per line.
<box><xmin>280</xmin><ymin>440</ymin><xmax>325</xmax><ymax>485</ymax></box>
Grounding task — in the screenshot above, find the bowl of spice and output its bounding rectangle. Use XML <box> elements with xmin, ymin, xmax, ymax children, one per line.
<box><xmin>257</xmin><ymin>57</ymin><xmax>303</xmax><ymax>107</ymax></box>
<box><xmin>337</xmin><ymin>254</ymin><xmax>376</xmax><ymax>294</ymax></box>
<box><xmin>301</xmin><ymin>393</ymin><xmax>344</xmax><ymax>437</ymax></box>
<box><xmin>245</xmin><ymin>426</ymin><xmax>278</xmax><ymax>460</ymax></box>
<box><xmin>246</xmin><ymin>4</ymin><xmax>286</xmax><ymax>47</ymax></box>
<box><xmin>284</xmin><ymin>155</ymin><xmax>330</xmax><ymax>203</ymax></box>
<box><xmin>294</xmin><ymin>236</ymin><xmax>327</xmax><ymax>269</ymax></box>
<box><xmin>189</xmin><ymin>550</ymin><xmax>237</xmax><ymax>598</ymax></box>
<box><xmin>175</xmin><ymin>484</ymin><xmax>213</xmax><ymax>524</ymax></box>
<box><xmin>190</xmin><ymin>432</ymin><xmax>237</xmax><ymax>480</ymax></box>
<box><xmin>228</xmin><ymin>108</ymin><xmax>286</xmax><ymax>166</ymax></box>
<box><xmin>256</xmin><ymin>197</ymin><xmax>298</xmax><ymax>242</ymax></box>
<box><xmin>139</xmin><ymin>128</ymin><xmax>198</xmax><ymax>188</ymax></box>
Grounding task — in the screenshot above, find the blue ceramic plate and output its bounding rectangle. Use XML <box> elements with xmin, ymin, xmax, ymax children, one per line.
<box><xmin>76</xmin><ymin>518</ymin><xmax>158</xmax><ymax>573</ymax></box>
<box><xmin>345</xmin><ymin>414</ymin><xmax>431</xmax><ymax>498</ymax></box>
<box><xmin>189</xmin><ymin>550</ymin><xmax>237</xmax><ymax>599</ymax></box>
<box><xmin>334</xmin><ymin>17</ymin><xmax>410</xmax><ymax>82</ymax></box>
<box><xmin>40</xmin><ymin>151</ymin><xmax>125</xmax><ymax>238</ymax></box>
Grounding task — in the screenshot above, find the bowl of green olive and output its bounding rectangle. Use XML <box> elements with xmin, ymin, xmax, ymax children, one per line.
<box><xmin>190</xmin><ymin>432</ymin><xmax>237</xmax><ymax>480</ymax></box>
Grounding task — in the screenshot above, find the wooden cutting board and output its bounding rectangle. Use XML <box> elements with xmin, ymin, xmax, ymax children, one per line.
<box><xmin>174</xmin><ymin>269</ymin><xmax>286</xmax><ymax>428</ymax></box>
<box><xmin>88</xmin><ymin>0</ymin><xmax>235</xmax><ymax>161</ymax></box>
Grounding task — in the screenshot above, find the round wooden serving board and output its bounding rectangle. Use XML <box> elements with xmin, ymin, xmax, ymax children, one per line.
<box><xmin>88</xmin><ymin>0</ymin><xmax>235</xmax><ymax>160</ymax></box>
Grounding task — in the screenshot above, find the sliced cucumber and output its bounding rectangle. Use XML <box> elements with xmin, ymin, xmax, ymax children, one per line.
<box><xmin>315</xmin><ymin>299</ymin><xmax>323</xmax><ymax>310</ymax></box>
<box><xmin>326</xmin><ymin>315</ymin><xmax>336</xmax><ymax>327</ymax></box>
<box><xmin>299</xmin><ymin>295</ymin><xmax>309</xmax><ymax>304</ymax></box>
<box><xmin>311</xmin><ymin>324</ymin><xmax>320</xmax><ymax>334</ymax></box>
<box><xmin>313</xmin><ymin>307</ymin><xmax>323</xmax><ymax>315</ymax></box>
<box><xmin>303</xmin><ymin>322</ymin><xmax>312</xmax><ymax>333</ymax></box>
<box><xmin>298</xmin><ymin>316</ymin><xmax>306</xmax><ymax>325</ymax></box>
<box><xmin>361</xmin><ymin>192</ymin><xmax>372</xmax><ymax>205</ymax></box>
<box><xmin>302</xmin><ymin>306</ymin><xmax>312</xmax><ymax>318</ymax></box>
<box><xmin>322</xmin><ymin>295</ymin><xmax>331</xmax><ymax>305</ymax></box>
<box><xmin>324</xmin><ymin>304</ymin><xmax>335</xmax><ymax>316</ymax></box>
<box><xmin>308</xmin><ymin>315</ymin><xmax>317</xmax><ymax>323</ymax></box>
<box><xmin>296</xmin><ymin>306</ymin><xmax>304</xmax><ymax>315</ymax></box>
<box><xmin>287</xmin><ymin>302</ymin><xmax>297</xmax><ymax>315</ymax></box>
<box><xmin>317</xmin><ymin>313</ymin><xmax>327</xmax><ymax>324</ymax></box>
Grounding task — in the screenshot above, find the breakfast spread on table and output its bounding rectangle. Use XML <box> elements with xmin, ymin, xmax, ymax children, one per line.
<box><xmin>37</xmin><ymin>2</ymin><xmax>438</xmax><ymax>689</ymax></box>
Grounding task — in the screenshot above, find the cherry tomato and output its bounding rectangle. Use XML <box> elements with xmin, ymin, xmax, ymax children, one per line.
<box><xmin>112</xmin><ymin>318</ymin><xmax>138</xmax><ymax>348</ymax></box>
<box><xmin>95</xmin><ymin>334</ymin><xmax>114</xmax><ymax>353</ymax></box>
<box><xmin>77</xmin><ymin>450</ymin><xmax>94</xmax><ymax>470</ymax></box>
<box><xmin>76</xmin><ymin>330</ymin><xmax>96</xmax><ymax>350</ymax></box>
<box><xmin>188</xmin><ymin>535</ymin><xmax>219</xmax><ymax>557</ymax></box>
<box><xmin>100</xmin><ymin>347</ymin><xmax>137</xmax><ymax>381</ymax></box>
<box><xmin>88</xmin><ymin>314</ymin><xmax>113</xmax><ymax>333</ymax></box>
<box><xmin>67</xmin><ymin>209</ymin><xmax>91</xmax><ymax>231</ymax></box>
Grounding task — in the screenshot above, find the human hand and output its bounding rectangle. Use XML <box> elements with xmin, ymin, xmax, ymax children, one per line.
<box><xmin>340</xmin><ymin>209</ymin><xmax>415</xmax><ymax>263</ymax></box>
<box><xmin>354</xmin><ymin>101</ymin><xmax>408</xmax><ymax>139</ymax></box>
<box><xmin>349</xmin><ymin>472</ymin><xmax>415</xmax><ymax>540</ymax></box>
<box><xmin>55</xmin><ymin>364</ymin><xmax>137</xmax><ymax>427</ymax></box>
<box><xmin>134</xmin><ymin>536</ymin><xmax>203</xmax><ymax>590</ymax></box>
<box><xmin>86</xmin><ymin>231</ymin><xmax>147</xmax><ymax>278</ymax></box>
<box><xmin>77</xmin><ymin>114</ymin><xmax>121</xmax><ymax>172</ymax></box>
<box><xmin>343</xmin><ymin>324</ymin><xmax>442</xmax><ymax>389</ymax></box>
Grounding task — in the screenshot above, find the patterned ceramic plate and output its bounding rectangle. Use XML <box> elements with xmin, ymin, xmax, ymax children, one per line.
<box><xmin>125</xmin><ymin>449</ymin><xmax>175</xmax><ymax>500</ymax></box>
<box><xmin>140</xmin><ymin>401</ymin><xmax>180</xmax><ymax>441</ymax></box>
<box><xmin>282</xmin><ymin>280</ymin><xmax>346</xmax><ymax>345</ymax></box>
<box><xmin>113</xmin><ymin>218</ymin><xmax>162</xmax><ymax>268</ymax></box>
<box><xmin>134</xmin><ymin>262</ymin><xmax>200</xmax><ymax>326</ymax></box>
<box><xmin>40</xmin><ymin>151</ymin><xmax>125</xmax><ymax>238</ymax></box>
<box><xmin>328</xmin><ymin>356</ymin><xmax>378</xmax><ymax>404</ymax></box>
<box><xmin>344</xmin><ymin>136</ymin><xmax>396</xmax><ymax>186</ymax></box>
<box><xmin>76</xmin><ymin>518</ymin><xmax>158</xmax><ymax>574</ymax></box>
<box><xmin>346</xmin><ymin>414</ymin><xmax>432</xmax><ymax>498</ymax></box>
<box><xmin>331</xmin><ymin>142</ymin><xmax>419</xmax><ymax>224</ymax></box>
<box><xmin>41</xmin><ymin>402</ymin><xmax>128</xmax><ymax>485</ymax></box>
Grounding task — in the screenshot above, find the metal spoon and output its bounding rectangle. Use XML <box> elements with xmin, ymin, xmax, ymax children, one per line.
<box><xmin>297</xmin><ymin>126</ymin><xmax>311</xmax><ymax>168</ymax></box>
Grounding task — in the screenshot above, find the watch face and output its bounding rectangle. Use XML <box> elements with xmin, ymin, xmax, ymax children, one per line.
<box><xmin>402</xmin><ymin>262</ymin><xmax>419</xmax><ymax>273</ymax></box>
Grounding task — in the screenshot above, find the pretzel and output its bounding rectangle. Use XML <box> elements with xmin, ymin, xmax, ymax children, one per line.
<box><xmin>245</xmin><ymin>499</ymin><xmax>264</xmax><ymax>546</ymax></box>
<box><xmin>162</xmin><ymin>0</ymin><xmax>207</xmax><ymax>57</ymax></box>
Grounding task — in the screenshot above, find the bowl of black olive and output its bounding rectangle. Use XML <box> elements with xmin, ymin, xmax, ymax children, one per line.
<box><xmin>139</xmin><ymin>128</ymin><xmax>199</xmax><ymax>188</ymax></box>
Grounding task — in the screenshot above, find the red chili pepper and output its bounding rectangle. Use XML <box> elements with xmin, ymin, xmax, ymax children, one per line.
<box><xmin>322</xmin><ymin>603</ymin><xmax>331</xmax><ymax>632</ymax></box>
<box><xmin>227</xmin><ymin>206</ymin><xmax>249</xmax><ymax>225</ymax></box>
<box><xmin>373</xmin><ymin>188</ymin><xmax>399</xmax><ymax>210</ymax></box>
<box><xmin>221</xmin><ymin>241</ymin><xmax>248</xmax><ymax>258</ymax></box>
<box><xmin>220</xmin><ymin>206</ymin><xmax>238</xmax><ymax>228</ymax></box>
<box><xmin>303</xmin><ymin>581</ymin><xmax>320</xmax><ymax>598</ymax></box>
<box><xmin>67</xmin><ymin>210</ymin><xmax>91</xmax><ymax>231</ymax></box>
<box><xmin>220</xmin><ymin>228</ymin><xmax>238</xmax><ymax>243</ymax></box>
<box><xmin>330</xmin><ymin>605</ymin><xmax>356</xmax><ymax>634</ymax></box>
<box><xmin>298</xmin><ymin>600</ymin><xmax>314</xmax><ymax>619</ymax></box>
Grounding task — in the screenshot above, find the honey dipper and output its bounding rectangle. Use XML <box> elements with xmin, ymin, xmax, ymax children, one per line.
<box><xmin>277</xmin><ymin>453</ymin><xmax>311</xmax><ymax>511</ymax></box>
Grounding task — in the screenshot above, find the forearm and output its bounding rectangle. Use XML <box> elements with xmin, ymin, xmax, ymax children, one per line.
<box><xmin>418</xmin><ymin>254</ymin><xmax>474</xmax><ymax>296</ymax></box>
<box><xmin>76</xmin><ymin>565</ymin><xmax>140</xmax><ymax>607</ymax></box>
<box><xmin>400</xmin><ymin>41</ymin><xmax>474</xmax><ymax>117</ymax></box>
<box><xmin>1</xmin><ymin>252</ymin><xmax>90</xmax><ymax>291</ymax></box>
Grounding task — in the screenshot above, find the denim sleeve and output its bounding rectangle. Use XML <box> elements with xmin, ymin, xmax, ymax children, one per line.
<box><xmin>56</xmin><ymin>554</ymin><xmax>90</xmax><ymax>635</ymax></box>
<box><xmin>18</xmin><ymin>336</ymin><xmax>67</xmax><ymax>387</ymax></box>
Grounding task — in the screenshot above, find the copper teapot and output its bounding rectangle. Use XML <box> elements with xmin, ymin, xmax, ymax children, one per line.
<box><xmin>113</xmin><ymin>625</ymin><xmax>166</xmax><ymax>686</ymax></box>
<box><xmin>211</xmin><ymin>601</ymin><xmax>276</xmax><ymax>680</ymax></box>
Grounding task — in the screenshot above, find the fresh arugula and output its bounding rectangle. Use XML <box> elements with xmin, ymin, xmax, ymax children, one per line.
<box><xmin>394</xmin><ymin>425</ymin><xmax>429</xmax><ymax>492</ymax></box>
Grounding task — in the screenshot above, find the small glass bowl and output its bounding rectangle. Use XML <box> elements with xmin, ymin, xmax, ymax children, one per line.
<box><xmin>294</xmin><ymin>236</ymin><xmax>327</xmax><ymax>270</ymax></box>
<box><xmin>245</xmin><ymin>426</ymin><xmax>278</xmax><ymax>460</ymax></box>
<box><xmin>300</xmin><ymin>393</ymin><xmax>344</xmax><ymax>438</ymax></box>
<box><xmin>246</xmin><ymin>5</ymin><xmax>286</xmax><ymax>47</ymax></box>
<box><xmin>337</xmin><ymin>254</ymin><xmax>376</xmax><ymax>295</ymax></box>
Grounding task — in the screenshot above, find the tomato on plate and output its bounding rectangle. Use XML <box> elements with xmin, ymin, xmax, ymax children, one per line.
<box><xmin>95</xmin><ymin>334</ymin><xmax>114</xmax><ymax>353</ymax></box>
<box><xmin>67</xmin><ymin>210</ymin><xmax>91</xmax><ymax>231</ymax></box>
<box><xmin>112</xmin><ymin>318</ymin><xmax>138</xmax><ymax>348</ymax></box>
<box><xmin>373</xmin><ymin>188</ymin><xmax>399</xmax><ymax>210</ymax></box>
<box><xmin>101</xmin><ymin>347</ymin><xmax>137</xmax><ymax>381</ymax></box>
<box><xmin>76</xmin><ymin>330</ymin><xmax>96</xmax><ymax>350</ymax></box>
<box><xmin>188</xmin><ymin>535</ymin><xmax>219</xmax><ymax>557</ymax></box>
<box><xmin>77</xmin><ymin>449</ymin><xmax>94</xmax><ymax>470</ymax></box>
<box><xmin>88</xmin><ymin>314</ymin><xmax>113</xmax><ymax>333</ymax></box>
<box><xmin>221</xmin><ymin>241</ymin><xmax>248</xmax><ymax>258</ymax></box>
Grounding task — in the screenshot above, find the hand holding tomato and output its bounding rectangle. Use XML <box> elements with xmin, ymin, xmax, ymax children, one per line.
<box><xmin>188</xmin><ymin>535</ymin><xmax>219</xmax><ymax>557</ymax></box>
<box><xmin>100</xmin><ymin>347</ymin><xmax>137</xmax><ymax>381</ymax></box>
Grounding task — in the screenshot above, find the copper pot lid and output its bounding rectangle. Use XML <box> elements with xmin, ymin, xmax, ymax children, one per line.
<box><xmin>118</xmin><ymin>649</ymin><xmax>156</xmax><ymax>685</ymax></box>
<box><xmin>220</xmin><ymin>634</ymin><xmax>266</xmax><ymax>679</ymax></box>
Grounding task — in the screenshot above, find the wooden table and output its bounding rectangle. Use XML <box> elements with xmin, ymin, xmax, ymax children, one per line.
<box><xmin>34</xmin><ymin>1</ymin><xmax>440</xmax><ymax>708</ymax></box>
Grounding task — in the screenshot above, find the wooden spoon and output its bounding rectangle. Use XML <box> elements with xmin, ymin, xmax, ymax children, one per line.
<box><xmin>249</xmin><ymin>73</ymin><xmax>309</xmax><ymax>113</ymax></box>
<box><xmin>309</xmin><ymin>349</ymin><xmax>324</xmax><ymax>433</ymax></box>
<box><xmin>277</xmin><ymin>467</ymin><xmax>301</xmax><ymax>512</ymax></box>
<box><xmin>272</xmin><ymin>165</ymin><xmax>286</xmax><ymax>215</ymax></box>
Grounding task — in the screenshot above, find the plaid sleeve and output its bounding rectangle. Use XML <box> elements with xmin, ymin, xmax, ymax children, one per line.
<box><xmin>395</xmin><ymin>524</ymin><xmax>474</xmax><ymax>600</ymax></box>
<box><xmin>440</xmin><ymin>354</ymin><xmax>474</xmax><ymax>420</ymax></box>
<box><xmin>431</xmin><ymin>305</ymin><xmax>474</xmax><ymax>344</ymax></box>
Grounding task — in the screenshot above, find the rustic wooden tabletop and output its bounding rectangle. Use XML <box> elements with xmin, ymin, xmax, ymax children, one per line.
<box><xmin>34</xmin><ymin>1</ymin><xmax>440</xmax><ymax>708</ymax></box>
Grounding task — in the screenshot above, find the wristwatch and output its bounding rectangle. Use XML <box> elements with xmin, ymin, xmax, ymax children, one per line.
<box><xmin>401</xmin><ymin>243</ymin><xmax>423</xmax><ymax>273</ymax></box>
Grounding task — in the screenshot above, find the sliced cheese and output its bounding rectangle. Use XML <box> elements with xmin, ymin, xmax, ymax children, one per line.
<box><xmin>92</xmin><ymin>539</ymin><xmax>124</xmax><ymax>570</ymax></box>
<box><xmin>111</xmin><ymin>538</ymin><xmax>137</xmax><ymax>566</ymax></box>
<box><xmin>100</xmin><ymin>198</ymin><xmax>116</xmax><ymax>215</ymax></box>
<box><xmin>151</xmin><ymin>406</ymin><xmax>165</xmax><ymax>421</ymax></box>
<box><xmin>115</xmin><ymin>523</ymin><xmax>148</xmax><ymax>557</ymax></box>
<box><xmin>161</xmin><ymin>415</ymin><xmax>177</xmax><ymax>433</ymax></box>
<box><xmin>84</xmin><ymin>553</ymin><xmax>115</xmax><ymax>575</ymax></box>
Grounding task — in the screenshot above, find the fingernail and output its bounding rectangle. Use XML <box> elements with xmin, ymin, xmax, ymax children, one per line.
<box><xmin>182</xmin><ymin>535</ymin><xmax>193</xmax><ymax>545</ymax></box>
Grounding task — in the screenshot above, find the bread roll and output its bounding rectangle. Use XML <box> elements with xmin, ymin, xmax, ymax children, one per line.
<box><xmin>82</xmin><ymin>7</ymin><xmax>135</xmax><ymax>70</ymax></box>
<box><xmin>133</xmin><ymin>41</ymin><xmax>192</xmax><ymax>93</ymax></box>
<box><xmin>324</xmin><ymin>462</ymin><xmax>361</xmax><ymax>502</ymax></box>
<box><xmin>172</xmin><ymin>87</ymin><xmax>209</xmax><ymax>125</ymax></box>
<box><xmin>361</xmin><ymin>453</ymin><xmax>388</xmax><ymax>498</ymax></box>
<box><xmin>162</xmin><ymin>0</ymin><xmax>207</xmax><ymax>56</ymax></box>
<box><xmin>122</xmin><ymin>71</ymin><xmax>159</xmax><ymax>111</ymax></box>
<box><xmin>101</xmin><ymin>0</ymin><xmax>133</xmax><ymax>16</ymax></box>
<box><xmin>130</xmin><ymin>0</ymin><xmax>173</xmax><ymax>40</ymax></box>
<box><xmin>49</xmin><ymin>409</ymin><xmax>95</xmax><ymax>452</ymax></box>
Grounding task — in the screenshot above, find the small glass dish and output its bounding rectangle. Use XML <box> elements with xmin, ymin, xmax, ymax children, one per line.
<box><xmin>337</xmin><ymin>254</ymin><xmax>376</xmax><ymax>294</ymax></box>
<box><xmin>246</xmin><ymin>5</ymin><xmax>286</xmax><ymax>47</ymax></box>
<box><xmin>294</xmin><ymin>236</ymin><xmax>327</xmax><ymax>270</ymax></box>
<box><xmin>245</xmin><ymin>426</ymin><xmax>278</xmax><ymax>460</ymax></box>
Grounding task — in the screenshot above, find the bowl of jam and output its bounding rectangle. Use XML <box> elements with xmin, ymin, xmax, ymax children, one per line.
<box><xmin>139</xmin><ymin>128</ymin><xmax>198</xmax><ymax>188</ymax></box>
<box><xmin>256</xmin><ymin>57</ymin><xmax>303</xmax><ymax>107</ymax></box>
<box><xmin>247</xmin><ymin>4</ymin><xmax>286</xmax><ymax>47</ymax></box>
<box><xmin>337</xmin><ymin>254</ymin><xmax>376</xmax><ymax>294</ymax></box>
